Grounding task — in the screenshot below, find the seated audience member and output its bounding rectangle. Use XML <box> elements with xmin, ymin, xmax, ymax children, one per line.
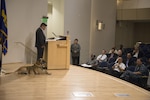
<box><xmin>81</xmin><ymin>54</ymin><xmax>98</xmax><ymax>69</ymax></box>
<box><xmin>132</xmin><ymin>47</ymin><xmax>143</xmax><ymax>58</ymax></box>
<box><xmin>108</xmin><ymin>47</ymin><xmax>118</xmax><ymax>54</ymax></box>
<box><xmin>110</xmin><ymin>57</ymin><xmax>126</xmax><ymax>78</ymax></box>
<box><xmin>123</xmin><ymin>53</ymin><xmax>136</xmax><ymax>71</ymax></box>
<box><xmin>120</xmin><ymin>58</ymin><xmax>149</xmax><ymax>84</ymax></box>
<box><xmin>146</xmin><ymin>58</ymin><xmax>150</xmax><ymax>71</ymax></box>
<box><xmin>97</xmin><ymin>49</ymin><xmax>107</xmax><ymax>63</ymax></box>
<box><xmin>107</xmin><ymin>48</ymin><xmax>118</xmax><ymax>63</ymax></box>
<box><xmin>119</xmin><ymin>44</ymin><xmax>125</xmax><ymax>55</ymax></box>
<box><xmin>134</xmin><ymin>42</ymin><xmax>141</xmax><ymax>49</ymax></box>
<box><xmin>96</xmin><ymin>49</ymin><xmax>108</xmax><ymax>68</ymax></box>
<box><xmin>117</xmin><ymin>49</ymin><xmax>123</xmax><ymax>57</ymax></box>
<box><xmin>108</xmin><ymin>49</ymin><xmax>124</xmax><ymax>69</ymax></box>
<box><xmin>107</xmin><ymin>48</ymin><xmax>118</xmax><ymax>69</ymax></box>
<box><xmin>114</xmin><ymin>49</ymin><xmax>125</xmax><ymax>63</ymax></box>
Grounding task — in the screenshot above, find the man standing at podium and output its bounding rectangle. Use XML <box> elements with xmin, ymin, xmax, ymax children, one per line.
<box><xmin>35</xmin><ymin>23</ymin><xmax>47</xmax><ymax>60</ymax></box>
<box><xmin>71</xmin><ymin>39</ymin><xmax>81</xmax><ymax>65</ymax></box>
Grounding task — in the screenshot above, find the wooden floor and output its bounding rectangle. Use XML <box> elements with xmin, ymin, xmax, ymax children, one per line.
<box><xmin>0</xmin><ymin>63</ymin><xmax>150</xmax><ymax>100</ymax></box>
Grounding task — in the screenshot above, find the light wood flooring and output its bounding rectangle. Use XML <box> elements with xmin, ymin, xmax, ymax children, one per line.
<box><xmin>0</xmin><ymin>63</ymin><xmax>150</xmax><ymax>100</ymax></box>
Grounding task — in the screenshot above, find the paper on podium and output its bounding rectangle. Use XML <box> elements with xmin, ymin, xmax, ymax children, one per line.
<box><xmin>51</xmin><ymin>32</ymin><xmax>66</xmax><ymax>40</ymax></box>
<box><xmin>81</xmin><ymin>64</ymin><xmax>92</xmax><ymax>68</ymax></box>
<box><xmin>46</xmin><ymin>37</ymin><xmax>66</xmax><ymax>41</ymax></box>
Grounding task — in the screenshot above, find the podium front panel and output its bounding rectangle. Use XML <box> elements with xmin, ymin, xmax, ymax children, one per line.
<box><xmin>47</xmin><ymin>40</ymin><xmax>70</xmax><ymax>69</ymax></box>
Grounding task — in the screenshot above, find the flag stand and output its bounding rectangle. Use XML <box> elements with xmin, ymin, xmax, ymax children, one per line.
<box><xmin>0</xmin><ymin>46</ymin><xmax>7</xmax><ymax>75</ymax></box>
<box><xmin>0</xmin><ymin>39</ymin><xmax>6</xmax><ymax>75</ymax></box>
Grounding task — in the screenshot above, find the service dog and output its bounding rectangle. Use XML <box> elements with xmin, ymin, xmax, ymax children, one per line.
<box><xmin>15</xmin><ymin>58</ymin><xmax>51</xmax><ymax>75</ymax></box>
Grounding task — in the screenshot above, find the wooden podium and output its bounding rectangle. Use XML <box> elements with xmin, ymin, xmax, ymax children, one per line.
<box><xmin>46</xmin><ymin>36</ymin><xmax>70</xmax><ymax>69</ymax></box>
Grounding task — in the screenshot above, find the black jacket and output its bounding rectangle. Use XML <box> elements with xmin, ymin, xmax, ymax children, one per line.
<box><xmin>35</xmin><ymin>28</ymin><xmax>46</xmax><ymax>47</ymax></box>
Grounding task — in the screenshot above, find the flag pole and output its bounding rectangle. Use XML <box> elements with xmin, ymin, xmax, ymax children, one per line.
<box><xmin>0</xmin><ymin>0</ymin><xmax>1</xmax><ymax>73</ymax></box>
<box><xmin>0</xmin><ymin>39</ymin><xmax>2</xmax><ymax>74</ymax></box>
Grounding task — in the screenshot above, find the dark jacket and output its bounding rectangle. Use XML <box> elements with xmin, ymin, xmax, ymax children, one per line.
<box><xmin>71</xmin><ymin>43</ymin><xmax>81</xmax><ymax>57</ymax></box>
<box><xmin>134</xmin><ymin>64</ymin><xmax>149</xmax><ymax>76</ymax></box>
<box><xmin>123</xmin><ymin>57</ymin><xmax>136</xmax><ymax>67</ymax></box>
<box><xmin>107</xmin><ymin>53</ymin><xmax>118</xmax><ymax>63</ymax></box>
<box><xmin>35</xmin><ymin>28</ymin><xmax>46</xmax><ymax>47</ymax></box>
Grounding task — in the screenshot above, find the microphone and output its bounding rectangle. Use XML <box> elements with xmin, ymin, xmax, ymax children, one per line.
<box><xmin>52</xmin><ymin>32</ymin><xmax>58</xmax><ymax>37</ymax></box>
